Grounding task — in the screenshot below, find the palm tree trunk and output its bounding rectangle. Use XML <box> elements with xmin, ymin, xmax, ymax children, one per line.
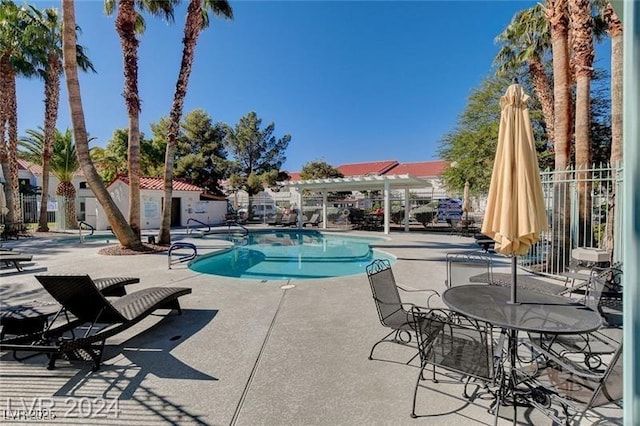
<box><xmin>61</xmin><ymin>0</ymin><xmax>142</xmax><ymax>250</ymax></box>
<box><xmin>39</xmin><ymin>54</ymin><xmax>61</xmax><ymax>232</ymax></box>
<box><xmin>570</xmin><ymin>0</ymin><xmax>594</xmax><ymax>248</ymax></box>
<box><xmin>159</xmin><ymin>0</ymin><xmax>203</xmax><ymax>245</ymax></box>
<box><xmin>115</xmin><ymin>0</ymin><xmax>142</xmax><ymax>239</ymax></box>
<box><xmin>545</xmin><ymin>0</ymin><xmax>572</xmax><ymax>272</ymax></box>
<box><xmin>607</xmin><ymin>4</ymin><xmax>623</xmax><ymax>166</ymax></box>
<box><xmin>0</xmin><ymin>56</ymin><xmax>14</xmax><ymax>226</ymax></box>
<box><xmin>6</xmin><ymin>70</ymin><xmax>21</xmax><ymax>225</ymax></box>
<box><xmin>604</xmin><ymin>3</ymin><xmax>623</xmax><ymax>261</ymax></box>
<box><xmin>528</xmin><ymin>57</ymin><xmax>555</xmax><ymax>144</ymax></box>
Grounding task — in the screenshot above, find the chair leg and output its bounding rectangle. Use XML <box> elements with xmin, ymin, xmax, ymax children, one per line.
<box><xmin>368</xmin><ymin>329</ymin><xmax>397</xmax><ymax>360</ymax></box>
<box><xmin>411</xmin><ymin>365</ymin><xmax>425</xmax><ymax>418</ymax></box>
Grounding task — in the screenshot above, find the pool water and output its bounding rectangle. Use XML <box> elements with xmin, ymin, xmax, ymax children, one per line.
<box><xmin>189</xmin><ymin>230</ymin><xmax>394</xmax><ymax>280</ymax></box>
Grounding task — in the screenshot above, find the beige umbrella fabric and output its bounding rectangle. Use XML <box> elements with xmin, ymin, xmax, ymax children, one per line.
<box><xmin>482</xmin><ymin>84</ymin><xmax>547</xmax><ymax>302</ymax></box>
<box><xmin>482</xmin><ymin>84</ymin><xmax>547</xmax><ymax>269</ymax></box>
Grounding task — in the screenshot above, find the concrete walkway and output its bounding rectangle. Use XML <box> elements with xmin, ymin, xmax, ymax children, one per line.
<box><xmin>0</xmin><ymin>228</ymin><xmax>622</xmax><ymax>425</ymax></box>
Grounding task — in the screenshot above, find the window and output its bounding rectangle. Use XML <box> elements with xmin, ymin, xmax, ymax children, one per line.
<box><xmin>79</xmin><ymin>182</ymin><xmax>88</xmax><ymax>189</ymax></box>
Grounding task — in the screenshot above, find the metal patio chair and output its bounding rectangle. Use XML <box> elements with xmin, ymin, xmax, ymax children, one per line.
<box><xmin>517</xmin><ymin>341</ymin><xmax>623</xmax><ymax>425</ymax></box>
<box><xmin>445</xmin><ymin>251</ymin><xmax>493</xmax><ymax>287</ymax></box>
<box><xmin>528</xmin><ymin>266</ymin><xmax>623</xmax><ymax>370</ymax></box>
<box><xmin>365</xmin><ymin>259</ymin><xmax>439</xmax><ymax>361</ymax></box>
<box><xmin>410</xmin><ymin>306</ymin><xmax>503</xmax><ymax>418</ymax></box>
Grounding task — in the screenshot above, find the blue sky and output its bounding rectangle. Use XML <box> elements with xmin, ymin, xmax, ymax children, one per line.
<box><xmin>17</xmin><ymin>0</ymin><xmax>610</xmax><ymax>172</ymax></box>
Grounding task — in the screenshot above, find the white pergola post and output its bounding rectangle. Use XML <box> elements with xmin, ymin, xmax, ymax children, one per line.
<box><xmin>322</xmin><ymin>191</ymin><xmax>328</xmax><ymax>230</ymax></box>
<box><xmin>383</xmin><ymin>181</ymin><xmax>390</xmax><ymax>234</ymax></box>
<box><xmin>297</xmin><ymin>189</ymin><xmax>303</xmax><ymax>228</ymax></box>
<box><xmin>404</xmin><ymin>187</ymin><xmax>410</xmax><ymax>232</ymax></box>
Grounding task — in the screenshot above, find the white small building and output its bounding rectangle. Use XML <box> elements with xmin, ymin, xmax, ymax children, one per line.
<box><xmin>85</xmin><ymin>176</ymin><xmax>228</xmax><ymax>231</ymax></box>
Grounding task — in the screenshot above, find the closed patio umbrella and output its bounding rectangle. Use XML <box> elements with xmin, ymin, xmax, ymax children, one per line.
<box><xmin>0</xmin><ymin>183</ymin><xmax>7</xmax><ymax>215</ymax></box>
<box><xmin>481</xmin><ymin>83</ymin><xmax>547</xmax><ymax>303</ymax></box>
<box><xmin>462</xmin><ymin>180</ymin><xmax>471</xmax><ymax>233</ymax></box>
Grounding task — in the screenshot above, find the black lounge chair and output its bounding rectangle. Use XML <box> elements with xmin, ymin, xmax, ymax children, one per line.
<box><xmin>303</xmin><ymin>213</ymin><xmax>321</xmax><ymax>227</ymax></box>
<box><xmin>0</xmin><ymin>276</ymin><xmax>139</xmax><ymax>338</ymax></box>
<box><xmin>0</xmin><ymin>274</ymin><xmax>191</xmax><ymax>371</ymax></box>
<box><xmin>0</xmin><ymin>252</ymin><xmax>33</xmax><ymax>272</ymax></box>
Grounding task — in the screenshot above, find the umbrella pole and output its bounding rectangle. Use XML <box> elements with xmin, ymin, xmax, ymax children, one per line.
<box><xmin>510</xmin><ymin>255</ymin><xmax>518</xmax><ymax>304</ymax></box>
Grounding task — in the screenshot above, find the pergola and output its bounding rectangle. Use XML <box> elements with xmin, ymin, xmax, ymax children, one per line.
<box><xmin>284</xmin><ymin>174</ymin><xmax>432</xmax><ymax>234</ymax></box>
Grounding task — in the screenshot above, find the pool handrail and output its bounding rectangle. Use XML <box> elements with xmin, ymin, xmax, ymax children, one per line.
<box><xmin>78</xmin><ymin>221</ymin><xmax>95</xmax><ymax>242</ymax></box>
<box><xmin>186</xmin><ymin>218</ymin><xmax>211</xmax><ymax>235</ymax></box>
<box><xmin>168</xmin><ymin>242</ymin><xmax>198</xmax><ymax>269</ymax></box>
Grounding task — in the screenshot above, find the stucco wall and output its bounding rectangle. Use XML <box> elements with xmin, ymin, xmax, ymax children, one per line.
<box><xmin>85</xmin><ymin>183</ymin><xmax>227</xmax><ymax>230</ymax></box>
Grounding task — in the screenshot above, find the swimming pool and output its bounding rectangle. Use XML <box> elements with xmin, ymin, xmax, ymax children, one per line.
<box><xmin>188</xmin><ymin>229</ymin><xmax>394</xmax><ymax>280</ymax></box>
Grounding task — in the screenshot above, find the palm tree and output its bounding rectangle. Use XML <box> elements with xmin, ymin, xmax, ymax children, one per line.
<box><xmin>495</xmin><ymin>5</ymin><xmax>555</xmax><ymax>145</ymax></box>
<box><xmin>62</xmin><ymin>0</ymin><xmax>142</xmax><ymax>249</ymax></box>
<box><xmin>602</xmin><ymin>2</ymin><xmax>623</xmax><ymax>166</ymax></box>
<box><xmin>543</xmin><ymin>0</ymin><xmax>572</xmax><ymax>171</ymax></box>
<box><xmin>0</xmin><ymin>1</ymin><xmax>38</xmax><ymax>227</ymax></box>
<box><xmin>600</xmin><ymin>1</ymin><xmax>623</xmax><ymax>260</ymax></box>
<box><xmin>542</xmin><ymin>0</ymin><xmax>572</xmax><ymax>273</ymax></box>
<box><xmin>568</xmin><ymin>0</ymin><xmax>595</xmax><ymax>247</ymax></box>
<box><xmin>104</xmin><ymin>0</ymin><xmax>177</xmax><ymax>240</ymax></box>
<box><xmin>20</xmin><ymin>128</ymin><xmax>81</xmax><ymax>229</ymax></box>
<box><xmin>158</xmin><ymin>0</ymin><xmax>233</xmax><ymax>245</ymax></box>
<box><xmin>26</xmin><ymin>5</ymin><xmax>95</xmax><ymax>232</ymax></box>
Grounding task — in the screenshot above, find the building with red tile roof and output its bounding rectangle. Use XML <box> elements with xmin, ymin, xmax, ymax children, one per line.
<box><xmin>386</xmin><ymin>160</ymin><xmax>448</xmax><ymax>177</ymax></box>
<box><xmin>108</xmin><ymin>175</ymin><xmax>204</xmax><ymax>192</ymax></box>
<box><xmin>336</xmin><ymin>160</ymin><xmax>399</xmax><ymax>177</ymax></box>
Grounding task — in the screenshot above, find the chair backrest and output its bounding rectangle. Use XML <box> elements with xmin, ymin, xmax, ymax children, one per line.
<box><xmin>445</xmin><ymin>252</ymin><xmax>492</xmax><ymax>287</ymax></box>
<box><xmin>36</xmin><ymin>275</ymin><xmax>127</xmax><ymax>324</ymax></box>
<box><xmin>308</xmin><ymin>214</ymin><xmax>319</xmax><ymax>223</ymax></box>
<box><xmin>366</xmin><ymin>259</ymin><xmax>403</xmax><ymax>328</ymax></box>
<box><xmin>412</xmin><ymin>307</ymin><xmax>495</xmax><ymax>382</ymax></box>
<box><xmin>584</xmin><ymin>267</ymin><xmax>623</xmax><ymax>314</ymax></box>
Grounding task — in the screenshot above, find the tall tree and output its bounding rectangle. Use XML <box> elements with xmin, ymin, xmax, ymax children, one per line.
<box><xmin>600</xmin><ymin>1</ymin><xmax>623</xmax><ymax>260</ymax></box>
<box><xmin>569</xmin><ymin>0</ymin><xmax>595</xmax><ymax>247</ymax></box>
<box><xmin>495</xmin><ymin>4</ymin><xmax>555</xmax><ymax>145</ymax></box>
<box><xmin>62</xmin><ymin>0</ymin><xmax>142</xmax><ymax>249</ymax></box>
<box><xmin>174</xmin><ymin>110</ymin><xmax>229</xmax><ymax>193</ymax></box>
<box><xmin>543</xmin><ymin>0</ymin><xmax>573</xmax><ymax>272</ymax></box>
<box><xmin>224</xmin><ymin>111</ymin><xmax>291</xmax><ymax>218</ymax></box>
<box><xmin>299</xmin><ymin>160</ymin><xmax>343</xmax><ymax>180</ymax></box>
<box><xmin>159</xmin><ymin>0</ymin><xmax>233</xmax><ymax>245</ymax></box>
<box><xmin>104</xmin><ymin>0</ymin><xmax>177</xmax><ymax>239</ymax></box>
<box><xmin>0</xmin><ymin>1</ymin><xmax>37</xmax><ymax>227</ymax></box>
<box><xmin>602</xmin><ymin>2</ymin><xmax>623</xmax><ymax>166</ymax></box>
<box><xmin>26</xmin><ymin>5</ymin><xmax>95</xmax><ymax>232</ymax></box>
<box><xmin>439</xmin><ymin>73</ymin><xmax>554</xmax><ymax>194</ymax></box>
<box><xmin>543</xmin><ymin>0</ymin><xmax>572</xmax><ymax>170</ymax></box>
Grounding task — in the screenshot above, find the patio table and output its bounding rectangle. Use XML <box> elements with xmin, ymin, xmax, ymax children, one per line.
<box><xmin>442</xmin><ymin>285</ymin><xmax>603</xmax><ymax>425</ymax></box>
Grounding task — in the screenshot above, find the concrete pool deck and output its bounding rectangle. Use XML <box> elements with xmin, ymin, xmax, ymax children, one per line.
<box><xmin>0</xmin><ymin>228</ymin><xmax>622</xmax><ymax>425</ymax></box>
